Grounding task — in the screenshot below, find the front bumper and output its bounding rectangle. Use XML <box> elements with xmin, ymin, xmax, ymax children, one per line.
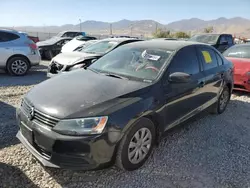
<box><xmin>233</xmin><ymin>74</ymin><xmax>250</xmax><ymax>92</ymax></box>
<box><xmin>16</xmin><ymin>109</ymin><xmax>119</xmax><ymax>170</ymax></box>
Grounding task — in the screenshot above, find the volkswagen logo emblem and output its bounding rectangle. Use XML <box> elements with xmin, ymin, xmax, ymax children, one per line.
<box><xmin>28</xmin><ymin>107</ymin><xmax>35</xmax><ymax>121</ymax></box>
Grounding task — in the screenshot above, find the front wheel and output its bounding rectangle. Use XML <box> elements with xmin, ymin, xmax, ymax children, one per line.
<box><xmin>210</xmin><ymin>86</ymin><xmax>230</xmax><ymax>114</ymax></box>
<box><xmin>116</xmin><ymin>118</ymin><xmax>156</xmax><ymax>171</ymax></box>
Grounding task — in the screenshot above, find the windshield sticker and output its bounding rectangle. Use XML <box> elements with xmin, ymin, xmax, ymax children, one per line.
<box><xmin>141</xmin><ymin>50</ymin><xmax>161</xmax><ymax>61</ymax></box>
<box><xmin>202</xmin><ymin>51</ymin><xmax>212</xmax><ymax>63</ymax></box>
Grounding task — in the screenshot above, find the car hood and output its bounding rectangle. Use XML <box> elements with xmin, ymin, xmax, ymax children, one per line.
<box><xmin>226</xmin><ymin>57</ymin><xmax>250</xmax><ymax>74</ymax></box>
<box><xmin>25</xmin><ymin>69</ymin><xmax>151</xmax><ymax>119</ymax></box>
<box><xmin>37</xmin><ymin>37</ymin><xmax>71</xmax><ymax>47</ymax></box>
<box><xmin>53</xmin><ymin>51</ymin><xmax>99</xmax><ymax>65</ymax></box>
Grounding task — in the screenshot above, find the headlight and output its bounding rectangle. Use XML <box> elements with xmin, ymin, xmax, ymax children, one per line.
<box><xmin>52</xmin><ymin>116</ymin><xmax>108</xmax><ymax>136</ymax></box>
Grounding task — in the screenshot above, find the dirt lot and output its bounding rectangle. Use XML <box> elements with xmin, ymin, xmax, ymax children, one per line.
<box><xmin>1</xmin><ymin>62</ymin><xmax>250</xmax><ymax>188</ymax></box>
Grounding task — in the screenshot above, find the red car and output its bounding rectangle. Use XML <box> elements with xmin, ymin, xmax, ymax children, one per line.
<box><xmin>223</xmin><ymin>44</ymin><xmax>250</xmax><ymax>92</ymax></box>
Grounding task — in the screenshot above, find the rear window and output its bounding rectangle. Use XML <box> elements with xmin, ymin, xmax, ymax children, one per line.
<box><xmin>223</xmin><ymin>46</ymin><xmax>250</xmax><ymax>59</ymax></box>
<box><xmin>0</xmin><ymin>31</ymin><xmax>20</xmax><ymax>42</ymax></box>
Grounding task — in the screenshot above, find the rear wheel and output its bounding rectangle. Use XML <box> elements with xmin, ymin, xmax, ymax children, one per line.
<box><xmin>210</xmin><ymin>86</ymin><xmax>230</xmax><ymax>114</ymax></box>
<box><xmin>116</xmin><ymin>118</ymin><xmax>155</xmax><ymax>171</ymax></box>
<box><xmin>6</xmin><ymin>57</ymin><xmax>30</xmax><ymax>76</ymax></box>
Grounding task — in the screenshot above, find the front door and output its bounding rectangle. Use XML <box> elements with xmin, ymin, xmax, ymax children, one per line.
<box><xmin>162</xmin><ymin>46</ymin><xmax>206</xmax><ymax>130</ymax></box>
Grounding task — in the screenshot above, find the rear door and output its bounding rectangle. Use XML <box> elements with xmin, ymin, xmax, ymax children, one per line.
<box><xmin>197</xmin><ymin>46</ymin><xmax>223</xmax><ymax>101</ymax></box>
<box><xmin>163</xmin><ymin>46</ymin><xmax>207</xmax><ymax>130</ymax></box>
<box><xmin>0</xmin><ymin>31</ymin><xmax>18</xmax><ymax>67</ymax></box>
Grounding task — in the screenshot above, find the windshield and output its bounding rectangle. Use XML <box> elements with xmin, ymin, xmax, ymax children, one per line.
<box><xmin>82</xmin><ymin>41</ymin><xmax>119</xmax><ymax>54</ymax></box>
<box><xmin>223</xmin><ymin>45</ymin><xmax>250</xmax><ymax>59</ymax></box>
<box><xmin>89</xmin><ymin>46</ymin><xmax>173</xmax><ymax>81</ymax></box>
<box><xmin>189</xmin><ymin>34</ymin><xmax>219</xmax><ymax>44</ymax></box>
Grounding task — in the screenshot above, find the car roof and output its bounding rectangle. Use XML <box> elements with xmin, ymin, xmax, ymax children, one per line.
<box><xmin>229</xmin><ymin>43</ymin><xmax>250</xmax><ymax>47</ymax></box>
<box><xmin>98</xmin><ymin>37</ymin><xmax>142</xmax><ymax>43</ymax></box>
<box><xmin>0</xmin><ymin>29</ymin><xmax>24</xmax><ymax>35</ymax></box>
<box><xmin>192</xmin><ymin>33</ymin><xmax>232</xmax><ymax>36</ymax></box>
<box><xmin>123</xmin><ymin>40</ymin><xmax>205</xmax><ymax>51</ymax></box>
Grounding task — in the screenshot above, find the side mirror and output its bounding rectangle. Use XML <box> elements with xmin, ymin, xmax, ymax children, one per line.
<box><xmin>221</xmin><ymin>41</ymin><xmax>228</xmax><ymax>45</ymax></box>
<box><xmin>168</xmin><ymin>72</ymin><xmax>191</xmax><ymax>83</ymax></box>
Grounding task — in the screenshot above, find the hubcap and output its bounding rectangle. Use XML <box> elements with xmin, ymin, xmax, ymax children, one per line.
<box><xmin>11</xmin><ymin>60</ymin><xmax>28</xmax><ymax>75</ymax></box>
<box><xmin>219</xmin><ymin>89</ymin><xmax>229</xmax><ymax>111</ymax></box>
<box><xmin>128</xmin><ymin>128</ymin><xmax>152</xmax><ymax>164</ymax></box>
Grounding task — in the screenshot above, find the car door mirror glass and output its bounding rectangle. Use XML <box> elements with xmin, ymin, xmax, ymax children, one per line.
<box><xmin>168</xmin><ymin>72</ymin><xmax>191</xmax><ymax>83</ymax></box>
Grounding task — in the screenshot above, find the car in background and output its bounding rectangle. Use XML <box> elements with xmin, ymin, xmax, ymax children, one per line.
<box><xmin>151</xmin><ymin>38</ymin><xmax>178</xmax><ymax>41</ymax></box>
<box><xmin>47</xmin><ymin>38</ymin><xmax>142</xmax><ymax>77</ymax></box>
<box><xmin>0</xmin><ymin>29</ymin><xmax>40</xmax><ymax>76</ymax></box>
<box><xmin>223</xmin><ymin>44</ymin><xmax>250</xmax><ymax>92</ymax></box>
<box><xmin>28</xmin><ymin>36</ymin><xmax>40</xmax><ymax>43</ymax></box>
<box><xmin>37</xmin><ymin>37</ymin><xmax>72</xmax><ymax>60</ymax></box>
<box><xmin>189</xmin><ymin>34</ymin><xmax>234</xmax><ymax>53</ymax></box>
<box><xmin>55</xmin><ymin>31</ymin><xmax>86</xmax><ymax>38</ymax></box>
<box><xmin>61</xmin><ymin>36</ymin><xmax>97</xmax><ymax>53</ymax></box>
<box><xmin>17</xmin><ymin>40</ymin><xmax>233</xmax><ymax>171</ymax></box>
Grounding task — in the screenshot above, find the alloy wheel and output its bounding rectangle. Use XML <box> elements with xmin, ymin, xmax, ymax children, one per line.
<box><xmin>128</xmin><ymin>127</ymin><xmax>152</xmax><ymax>164</ymax></box>
<box><xmin>219</xmin><ymin>89</ymin><xmax>229</xmax><ymax>111</ymax></box>
<box><xmin>11</xmin><ymin>60</ymin><xmax>28</xmax><ymax>75</ymax></box>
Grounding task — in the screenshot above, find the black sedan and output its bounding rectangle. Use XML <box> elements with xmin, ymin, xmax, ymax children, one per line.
<box><xmin>16</xmin><ymin>40</ymin><xmax>233</xmax><ymax>171</ymax></box>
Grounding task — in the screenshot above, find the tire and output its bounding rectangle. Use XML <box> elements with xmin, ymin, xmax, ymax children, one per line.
<box><xmin>6</xmin><ymin>57</ymin><xmax>30</xmax><ymax>76</ymax></box>
<box><xmin>116</xmin><ymin>118</ymin><xmax>156</xmax><ymax>171</ymax></box>
<box><xmin>210</xmin><ymin>86</ymin><xmax>230</xmax><ymax>114</ymax></box>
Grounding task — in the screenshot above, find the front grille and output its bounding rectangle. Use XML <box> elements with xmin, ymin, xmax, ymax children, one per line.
<box><xmin>49</xmin><ymin>61</ymin><xmax>64</xmax><ymax>73</ymax></box>
<box><xmin>20</xmin><ymin>99</ymin><xmax>59</xmax><ymax>127</ymax></box>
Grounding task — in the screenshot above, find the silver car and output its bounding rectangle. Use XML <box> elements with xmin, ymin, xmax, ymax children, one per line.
<box><xmin>0</xmin><ymin>29</ymin><xmax>41</xmax><ymax>76</ymax></box>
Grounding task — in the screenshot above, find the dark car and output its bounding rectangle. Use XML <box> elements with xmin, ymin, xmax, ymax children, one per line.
<box><xmin>189</xmin><ymin>34</ymin><xmax>234</xmax><ymax>53</ymax></box>
<box><xmin>37</xmin><ymin>37</ymin><xmax>72</xmax><ymax>60</ymax></box>
<box><xmin>47</xmin><ymin>38</ymin><xmax>142</xmax><ymax>77</ymax></box>
<box><xmin>16</xmin><ymin>40</ymin><xmax>233</xmax><ymax>171</ymax></box>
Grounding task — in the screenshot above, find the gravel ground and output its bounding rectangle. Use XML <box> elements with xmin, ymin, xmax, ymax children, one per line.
<box><xmin>1</xmin><ymin>62</ymin><xmax>250</xmax><ymax>188</ymax></box>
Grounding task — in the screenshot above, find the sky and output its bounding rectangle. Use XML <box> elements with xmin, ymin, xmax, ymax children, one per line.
<box><xmin>1</xmin><ymin>0</ymin><xmax>250</xmax><ymax>26</ymax></box>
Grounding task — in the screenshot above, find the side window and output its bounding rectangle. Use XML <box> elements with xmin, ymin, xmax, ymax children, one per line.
<box><xmin>226</xmin><ymin>35</ymin><xmax>233</xmax><ymax>45</ymax></box>
<box><xmin>168</xmin><ymin>46</ymin><xmax>200</xmax><ymax>75</ymax></box>
<box><xmin>198</xmin><ymin>47</ymin><xmax>218</xmax><ymax>70</ymax></box>
<box><xmin>219</xmin><ymin>35</ymin><xmax>227</xmax><ymax>44</ymax></box>
<box><xmin>0</xmin><ymin>31</ymin><xmax>19</xmax><ymax>42</ymax></box>
<box><xmin>215</xmin><ymin>52</ymin><xmax>223</xmax><ymax>66</ymax></box>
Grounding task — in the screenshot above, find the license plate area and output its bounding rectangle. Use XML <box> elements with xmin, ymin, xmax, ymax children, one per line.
<box><xmin>20</xmin><ymin>122</ymin><xmax>33</xmax><ymax>145</ymax></box>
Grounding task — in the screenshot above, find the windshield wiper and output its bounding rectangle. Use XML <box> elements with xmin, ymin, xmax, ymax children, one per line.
<box><xmin>103</xmin><ymin>73</ymin><xmax>129</xmax><ymax>80</ymax></box>
<box><xmin>86</xmin><ymin>67</ymin><xmax>99</xmax><ymax>74</ymax></box>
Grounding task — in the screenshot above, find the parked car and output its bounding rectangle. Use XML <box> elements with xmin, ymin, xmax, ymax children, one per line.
<box><xmin>28</xmin><ymin>35</ymin><xmax>40</xmax><ymax>43</ymax></box>
<box><xmin>37</xmin><ymin>37</ymin><xmax>72</xmax><ymax>60</ymax></box>
<box><xmin>47</xmin><ymin>38</ymin><xmax>142</xmax><ymax>77</ymax></box>
<box><xmin>0</xmin><ymin>29</ymin><xmax>40</xmax><ymax>75</ymax></box>
<box><xmin>61</xmin><ymin>36</ymin><xmax>97</xmax><ymax>53</ymax></box>
<box><xmin>189</xmin><ymin>34</ymin><xmax>234</xmax><ymax>53</ymax></box>
<box><xmin>55</xmin><ymin>31</ymin><xmax>86</xmax><ymax>38</ymax></box>
<box><xmin>223</xmin><ymin>44</ymin><xmax>250</xmax><ymax>92</ymax></box>
<box><xmin>151</xmin><ymin>38</ymin><xmax>178</xmax><ymax>41</ymax></box>
<box><xmin>16</xmin><ymin>40</ymin><xmax>233</xmax><ymax>171</ymax></box>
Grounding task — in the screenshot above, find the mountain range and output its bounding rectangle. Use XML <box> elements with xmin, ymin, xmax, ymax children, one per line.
<box><xmin>4</xmin><ymin>17</ymin><xmax>250</xmax><ymax>38</ymax></box>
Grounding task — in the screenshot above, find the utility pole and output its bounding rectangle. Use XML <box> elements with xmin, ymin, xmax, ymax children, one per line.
<box><xmin>79</xmin><ymin>19</ymin><xmax>82</xmax><ymax>32</ymax></box>
<box><xmin>155</xmin><ymin>23</ymin><xmax>158</xmax><ymax>33</ymax></box>
<box><xmin>130</xmin><ymin>24</ymin><xmax>133</xmax><ymax>37</ymax></box>
<box><xmin>110</xmin><ymin>24</ymin><xmax>113</xmax><ymax>35</ymax></box>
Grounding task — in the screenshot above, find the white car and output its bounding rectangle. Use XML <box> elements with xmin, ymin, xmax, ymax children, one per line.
<box><xmin>61</xmin><ymin>36</ymin><xmax>97</xmax><ymax>53</ymax></box>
